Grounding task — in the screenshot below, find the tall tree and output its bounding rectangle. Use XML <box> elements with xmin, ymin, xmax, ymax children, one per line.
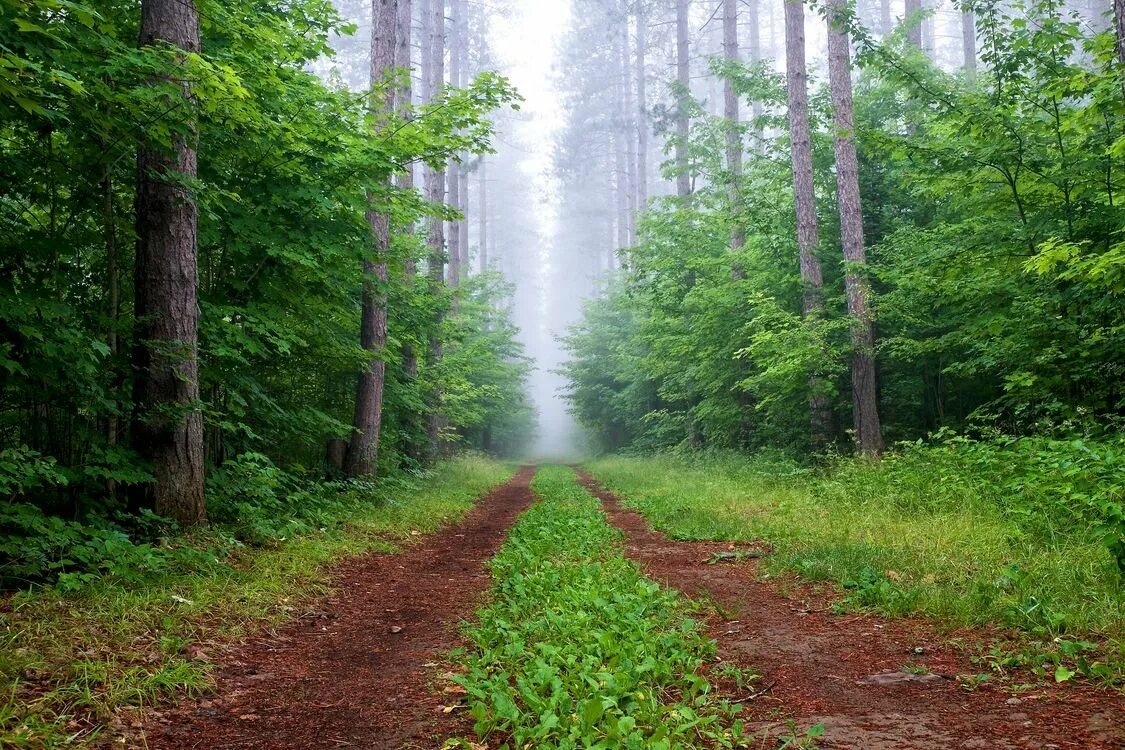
<box><xmin>395</xmin><ymin>0</ymin><xmax>418</xmax><ymax>384</ymax></box>
<box><xmin>962</xmin><ymin>2</ymin><xmax>977</xmax><ymax>74</ymax></box>
<box><xmin>1115</xmin><ymin>0</ymin><xmax>1125</xmax><ymax>68</ymax></box>
<box><xmin>826</xmin><ymin>0</ymin><xmax>884</xmax><ymax>456</ymax></box>
<box><xmin>479</xmin><ymin>155</ymin><xmax>488</xmax><ymax>272</ymax></box>
<box><xmin>784</xmin><ymin>0</ymin><xmax>831</xmax><ymax>445</ymax></box>
<box><xmin>425</xmin><ymin>0</ymin><xmax>447</xmax><ymax>454</ymax></box>
<box><xmin>447</xmin><ymin>0</ymin><xmax>462</xmax><ymax>292</ymax></box>
<box><xmin>620</xmin><ymin>12</ymin><xmax>637</xmax><ymax>245</ymax></box>
<box><xmin>132</xmin><ymin>0</ymin><xmax>206</xmax><ymax>525</ymax></box>
<box><xmin>344</xmin><ymin>0</ymin><xmax>398</xmax><ymax>477</ymax></box>
<box><xmin>723</xmin><ymin>0</ymin><xmax>744</xmax><ymax>257</ymax></box>
<box><xmin>675</xmin><ymin>0</ymin><xmax>691</xmax><ymax>197</ymax></box>
<box><xmin>457</xmin><ymin>0</ymin><xmax>470</xmax><ymax>276</ymax></box>
<box><xmin>905</xmin><ymin>0</ymin><xmax>923</xmax><ymax>47</ymax></box>
<box><xmin>635</xmin><ymin>0</ymin><xmax>650</xmax><ymax>209</ymax></box>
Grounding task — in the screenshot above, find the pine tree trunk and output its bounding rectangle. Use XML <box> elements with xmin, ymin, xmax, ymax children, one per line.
<box><xmin>345</xmin><ymin>0</ymin><xmax>398</xmax><ymax>478</ymax></box>
<box><xmin>675</xmin><ymin>0</ymin><xmax>691</xmax><ymax>197</ymax></box>
<box><xmin>784</xmin><ymin>0</ymin><xmax>831</xmax><ymax>447</ymax></box>
<box><xmin>1114</xmin><ymin>0</ymin><xmax>1125</xmax><ymax>69</ymax></box>
<box><xmin>723</xmin><ymin>0</ymin><xmax>745</xmax><ymax>258</ymax></box>
<box><xmin>827</xmin><ymin>0</ymin><xmax>884</xmax><ymax>457</ymax></box>
<box><xmin>962</xmin><ymin>7</ymin><xmax>976</xmax><ymax>74</ymax></box>
<box><xmin>447</xmin><ymin>0</ymin><xmax>461</xmax><ymax>291</ymax></box>
<box><xmin>635</xmin><ymin>1</ymin><xmax>649</xmax><ymax>210</ymax></box>
<box><xmin>905</xmin><ymin>0</ymin><xmax>923</xmax><ymax>47</ymax></box>
<box><xmin>748</xmin><ymin>0</ymin><xmax>762</xmax><ymax>130</ymax></box>
<box><xmin>132</xmin><ymin>0</ymin><xmax>206</xmax><ymax>525</ymax></box>
<box><xmin>479</xmin><ymin>155</ymin><xmax>488</xmax><ymax>273</ymax></box>
<box><xmin>457</xmin><ymin>0</ymin><xmax>470</xmax><ymax>275</ymax></box>
<box><xmin>880</xmin><ymin>0</ymin><xmax>892</xmax><ymax>35</ymax></box>
<box><xmin>425</xmin><ymin>0</ymin><xmax>447</xmax><ymax>457</ymax></box>
<box><xmin>396</xmin><ymin>0</ymin><xmax>417</xmax><ymax>382</ymax></box>
<box><xmin>620</xmin><ymin>15</ymin><xmax>637</xmax><ymax>246</ymax></box>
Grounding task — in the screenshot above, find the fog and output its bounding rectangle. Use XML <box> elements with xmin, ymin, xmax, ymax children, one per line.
<box><xmin>317</xmin><ymin>0</ymin><xmax>992</xmax><ymax>460</ymax></box>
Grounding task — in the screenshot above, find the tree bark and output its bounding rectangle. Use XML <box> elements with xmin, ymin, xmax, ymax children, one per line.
<box><xmin>620</xmin><ymin>13</ymin><xmax>637</xmax><ymax>246</ymax></box>
<box><xmin>396</xmin><ymin>0</ymin><xmax>418</xmax><ymax>382</ymax></box>
<box><xmin>962</xmin><ymin>6</ymin><xmax>976</xmax><ymax>75</ymax></box>
<box><xmin>1114</xmin><ymin>0</ymin><xmax>1125</xmax><ymax>69</ymax></box>
<box><xmin>784</xmin><ymin>0</ymin><xmax>831</xmax><ymax>447</ymax></box>
<box><xmin>132</xmin><ymin>0</ymin><xmax>206</xmax><ymax>525</ymax></box>
<box><xmin>724</xmin><ymin>0</ymin><xmax>745</xmax><ymax>259</ymax></box>
<box><xmin>826</xmin><ymin>0</ymin><xmax>884</xmax><ymax>457</ymax></box>
<box><xmin>635</xmin><ymin>1</ymin><xmax>649</xmax><ymax>210</ymax></box>
<box><xmin>344</xmin><ymin>0</ymin><xmax>398</xmax><ymax>478</ymax></box>
<box><xmin>880</xmin><ymin>0</ymin><xmax>892</xmax><ymax>35</ymax></box>
<box><xmin>425</xmin><ymin>0</ymin><xmax>447</xmax><ymax>457</ymax></box>
<box><xmin>675</xmin><ymin>0</ymin><xmax>692</xmax><ymax>197</ymax></box>
<box><xmin>905</xmin><ymin>0</ymin><xmax>923</xmax><ymax>48</ymax></box>
<box><xmin>478</xmin><ymin>155</ymin><xmax>488</xmax><ymax>273</ymax></box>
<box><xmin>457</xmin><ymin>0</ymin><xmax>470</xmax><ymax>275</ymax></box>
<box><xmin>447</xmin><ymin>0</ymin><xmax>461</xmax><ymax>291</ymax></box>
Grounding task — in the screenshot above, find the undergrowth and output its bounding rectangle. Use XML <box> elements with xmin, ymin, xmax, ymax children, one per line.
<box><xmin>0</xmin><ymin>455</ymin><xmax>512</xmax><ymax>748</ymax></box>
<box><xmin>450</xmin><ymin>465</ymin><xmax>752</xmax><ymax>749</ymax></box>
<box><xmin>586</xmin><ymin>441</ymin><xmax>1124</xmax><ymax>687</ymax></box>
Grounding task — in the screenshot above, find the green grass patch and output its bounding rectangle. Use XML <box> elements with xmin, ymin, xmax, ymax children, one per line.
<box><xmin>585</xmin><ymin>449</ymin><xmax>1123</xmax><ymax>686</ymax></box>
<box><xmin>0</xmin><ymin>455</ymin><xmax>513</xmax><ymax>749</ymax></box>
<box><xmin>450</xmin><ymin>465</ymin><xmax>752</xmax><ymax>750</ymax></box>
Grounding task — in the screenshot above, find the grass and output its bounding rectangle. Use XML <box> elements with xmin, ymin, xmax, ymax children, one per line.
<box><xmin>0</xmin><ymin>455</ymin><xmax>513</xmax><ymax>748</ymax></box>
<box><xmin>449</xmin><ymin>465</ymin><xmax>768</xmax><ymax>750</ymax></box>
<box><xmin>585</xmin><ymin>450</ymin><xmax>1124</xmax><ymax>685</ymax></box>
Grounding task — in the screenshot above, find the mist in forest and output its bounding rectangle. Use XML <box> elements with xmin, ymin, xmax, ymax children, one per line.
<box><xmin>315</xmin><ymin>0</ymin><xmax>1118</xmax><ymax>459</ymax></box>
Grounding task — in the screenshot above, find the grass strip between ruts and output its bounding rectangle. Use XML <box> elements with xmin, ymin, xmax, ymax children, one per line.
<box><xmin>449</xmin><ymin>465</ymin><xmax>750</xmax><ymax>750</ymax></box>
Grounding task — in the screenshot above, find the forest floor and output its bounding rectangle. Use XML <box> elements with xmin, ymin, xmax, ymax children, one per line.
<box><xmin>138</xmin><ymin>466</ymin><xmax>536</xmax><ymax>750</ymax></box>
<box><xmin>576</xmin><ymin>470</ymin><xmax>1124</xmax><ymax>749</ymax></box>
<box><xmin>131</xmin><ymin>465</ymin><xmax>1123</xmax><ymax>750</ymax></box>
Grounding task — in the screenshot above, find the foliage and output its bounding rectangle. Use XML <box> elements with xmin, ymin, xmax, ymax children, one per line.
<box><xmin>0</xmin><ymin>0</ymin><xmax>532</xmax><ymax>584</ymax></box>
<box><xmin>0</xmin><ymin>455</ymin><xmax>513</xmax><ymax>748</ymax></box>
<box><xmin>453</xmin><ymin>466</ymin><xmax>751</xmax><ymax>749</ymax></box>
<box><xmin>561</xmin><ymin>0</ymin><xmax>1125</xmax><ymax>454</ymax></box>
<box><xmin>586</xmin><ymin>443</ymin><xmax>1123</xmax><ymax>685</ymax></box>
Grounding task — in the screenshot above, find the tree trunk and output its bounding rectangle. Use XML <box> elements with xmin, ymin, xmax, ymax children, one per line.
<box><xmin>880</xmin><ymin>0</ymin><xmax>892</xmax><ymax>35</ymax></box>
<box><xmin>675</xmin><ymin>0</ymin><xmax>691</xmax><ymax>197</ymax></box>
<box><xmin>905</xmin><ymin>0</ymin><xmax>923</xmax><ymax>48</ymax></box>
<box><xmin>921</xmin><ymin>0</ymin><xmax>935</xmax><ymax>57</ymax></box>
<box><xmin>826</xmin><ymin>0</ymin><xmax>884</xmax><ymax>457</ymax></box>
<box><xmin>962</xmin><ymin>7</ymin><xmax>976</xmax><ymax>74</ymax></box>
<box><xmin>457</xmin><ymin>0</ymin><xmax>470</xmax><ymax>275</ymax></box>
<box><xmin>447</xmin><ymin>0</ymin><xmax>461</xmax><ymax>291</ymax></box>
<box><xmin>724</xmin><ymin>0</ymin><xmax>745</xmax><ymax>259</ymax></box>
<box><xmin>396</xmin><ymin>0</ymin><xmax>417</xmax><ymax>381</ymax></box>
<box><xmin>102</xmin><ymin>162</ymin><xmax>120</xmax><ymax>498</ymax></box>
<box><xmin>345</xmin><ymin>0</ymin><xmax>398</xmax><ymax>478</ymax></box>
<box><xmin>784</xmin><ymin>0</ymin><xmax>831</xmax><ymax>447</ymax></box>
<box><xmin>425</xmin><ymin>0</ymin><xmax>447</xmax><ymax>457</ymax></box>
<box><xmin>635</xmin><ymin>1</ymin><xmax>649</xmax><ymax>210</ymax></box>
<box><xmin>620</xmin><ymin>15</ymin><xmax>637</xmax><ymax>246</ymax></box>
<box><xmin>748</xmin><ymin>0</ymin><xmax>762</xmax><ymax>130</ymax></box>
<box><xmin>132</xmin><ymin>0</ymin><xmax>206</xmax><ymax>525</ymax></box>
<box><xmin>1114</xmin><ymin>0</ymin><xmax>1125</xmax><ymax>69</ymax></box>
<box><xmin>479</xmin><ymin>155</ymin><xmax>488</xmax><ymax>273</ymax></box>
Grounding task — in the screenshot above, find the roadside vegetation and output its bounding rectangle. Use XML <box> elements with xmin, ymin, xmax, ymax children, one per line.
<box><xmin>0</xmin><ymin>456</ymin><xmax>512</xmax><ymax>749</ymax></box>
<box><xmin>449</xmin><ymin>466</ymin><xmax>754</xmax><ymax>749</ymax></box>
<box><xmin>587</xmin><ymin>444</ymin><xmax>1123</xmax><ymax>686</ymax></box>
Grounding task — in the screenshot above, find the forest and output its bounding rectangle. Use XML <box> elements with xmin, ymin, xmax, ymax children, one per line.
<box><xmin>1</xmin><ymin>0</ymin><xmax>1123</xmax><ymax>747</ymax></box>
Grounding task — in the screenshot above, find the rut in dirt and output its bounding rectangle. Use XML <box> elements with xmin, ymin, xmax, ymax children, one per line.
<box><xmin>144</xmin><ymin>466</ymin><xmax>536</xmax><ymax>750</ymax></box>
<box><xmin>576</xmin><ymin>471</ymin><xmax>1124</xmax><ymax>750</ymax></box>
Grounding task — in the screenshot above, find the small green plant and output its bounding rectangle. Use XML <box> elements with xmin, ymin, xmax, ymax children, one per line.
<box><xmin>453</xmin><ymin>466</ymin><xmax>754</xmax><ymax>749</ymax></box>
<box><xmin>776</xmin><ymin>720</ymin><xmax>826</xmax><ymax>749</ymax></box>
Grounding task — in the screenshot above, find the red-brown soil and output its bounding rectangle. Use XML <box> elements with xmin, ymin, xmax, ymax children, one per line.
<box><xmin>141</xmin><ymin>466</ymin><xmax>536</xmax><ymax>750</ymax></box>
<box><xmin>577</xmin><ymin>470</ymin><xmax>1125</xmax><ymax>750</ymax></box>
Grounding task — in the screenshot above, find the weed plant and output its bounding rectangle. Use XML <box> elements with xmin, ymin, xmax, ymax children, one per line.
<box><xmin>454</xmin><ymin>466</ymin><xmax>750</xmax><ymax>749</ymax></box>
